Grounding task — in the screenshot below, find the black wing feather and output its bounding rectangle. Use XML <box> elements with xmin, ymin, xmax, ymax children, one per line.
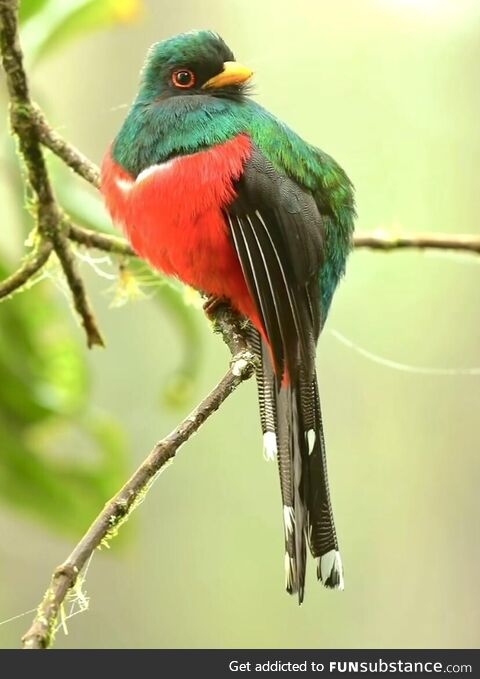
<box><xmin>225</xmin><ymin>145</ymin><xmax>343</xmax><ymax>601</ymax></box>
<box><xmin>228</xmin><ymin>214</ymin><xmax>285</xmax><ymax>373</ymax></box>
<box><xmin>227</xmin><ymin>146</ymin><xmax>324</xmax><ymax>380</ymax></box>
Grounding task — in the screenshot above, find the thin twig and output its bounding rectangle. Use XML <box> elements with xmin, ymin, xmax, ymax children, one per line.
<box><xmin>70</xmin><ymin>226</ymin><xmax>480</xmax><ymax>258</ymax></box>
<box><xmin>49</xmin><ymin>229</ymin><xmax>104</xmax><ymax>347</ymax></box>
<box><xmin>354</xmin><ymin>231</ymin><xmax>480</xmax><ymax>254</ymax></box>
<box><xmin>32</xmin><ymin>105</ymin><xmax>101</xmax><ymax>188</ymax></box>
<box><xmin>22</xmin><ymin>333</ymin><xmax>255</xmax><ymax>649</ymax></box>
<box><xmin>0</xmin><ymin>239</ymin><xmax>52</xmax><ymax>300</ymax></box>
<box><xmin>0</xmin><ymin>0</ymin><xmax>103</xmax><ymax>347</ymax></box>
<box><xmin>68</xmin><ymin>223</ymin><xmax>136</xmax><ymax>257</ymax></box>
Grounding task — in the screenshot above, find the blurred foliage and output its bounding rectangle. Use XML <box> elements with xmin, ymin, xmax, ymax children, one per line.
<box><xmin>0</xmin><ymin>257</ymin><xmax>128</xmax><ymax>533</ymax></box>
<box><xmin>20</xmin><ymin>0</ymin><xmax>144</xmax><ymax>63</ymax></box>
<box><xmin>0</xmin><ymin>0</ymin><xmax>202</xmax><ymax>534</ymax></box>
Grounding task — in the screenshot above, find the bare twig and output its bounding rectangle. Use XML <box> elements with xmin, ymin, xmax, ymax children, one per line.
<box><xmin>354</xmin><ymin>231</ymin><xmax>480</xmax><ymax>254</ymax></box>
<box><xmin>0</xmin><ymin>0</ymin><xmax>103</xmax><ymax>347</ymax></box>
<box><xmin>31</xmin><ymin>105</ymin><xmax>101</xmax><ymax>188</ymax></box>
<box><xmin>22</xmin><ymin>321</ymin><xmax>255</xmax><ymax>649</ymax></box>
<box><xmin>68</xmin><ymin>226</ymin><xmax>480</xmax><ymax>259</ymax></box>
<box><xmin>68</xmin><ymin>223</ymin><xmax>136</xmax><ymax>257</ymax></box>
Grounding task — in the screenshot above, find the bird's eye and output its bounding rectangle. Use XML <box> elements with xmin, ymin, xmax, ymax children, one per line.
<box><xmin>172</xmin><ymin>69</ymin><xmax>195</xmax><ymax>89</ymax></box>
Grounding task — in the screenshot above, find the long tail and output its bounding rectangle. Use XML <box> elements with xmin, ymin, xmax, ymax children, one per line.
<box><xmin>248</xmin><ymin>325</ymin><xmax>344</xmax><ymax>603</ymax></box>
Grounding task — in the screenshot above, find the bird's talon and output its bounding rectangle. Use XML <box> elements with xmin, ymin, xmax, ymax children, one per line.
<box><xmin>203</xmin><ymin>295</ymin><xmax>227</xmax><ymax>318</ymax></box>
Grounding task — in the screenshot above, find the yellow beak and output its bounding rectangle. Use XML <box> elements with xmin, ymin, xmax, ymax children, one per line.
<box><xmin>202</xmin><ymin>61</ymin><xmax>253</xmax><ymax>90</ymax></box>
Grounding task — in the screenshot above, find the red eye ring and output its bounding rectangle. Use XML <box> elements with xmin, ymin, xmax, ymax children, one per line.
<box><xmin>172</xmin><ymin>69</ymin><xmax>195</xmax><ymax>89</ymax></box>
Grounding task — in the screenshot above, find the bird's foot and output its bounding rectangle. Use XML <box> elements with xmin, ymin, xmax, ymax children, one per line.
<box><xmin>203</xmin><ymin>294</ymin><xmax>228</xmax><ymax>319</ymax></box>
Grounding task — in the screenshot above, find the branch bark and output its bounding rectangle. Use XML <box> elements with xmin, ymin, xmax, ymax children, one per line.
<box><xmin>31</xmin><ymin>105</ymin><xmax>101</xmax><ymax>188</ymax></box>
<box><xmin>354</xmin><ymin>232</ymin><xmax>480</xmax><ymax>254</ymax></box>
<box><xmin>68</xmin><ymin>223</ymin><xmax>136</xmax><ymax>257</ymax></box>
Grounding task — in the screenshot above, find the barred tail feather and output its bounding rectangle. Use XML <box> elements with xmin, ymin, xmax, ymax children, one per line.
<box><xmin>251</xmin><ymin>326</ymin><xmax>343</xmax><ymax>600</ymax></box>
<box><xmin>308</xmin><ymin>378</ymin><xmax>344</xmax><ymax>590</ymax></box>
<box><xmin>276</xmin><ymin>381</ymin><xmax>307</xmax><ymax>603</ymax></box>
<box><xmin>247</xmin><ymin>325</ymin><xmax>277</xmax><ymax>461</ymax></box>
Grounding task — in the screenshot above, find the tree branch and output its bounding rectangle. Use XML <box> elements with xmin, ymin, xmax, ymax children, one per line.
<box><xmin>31</xmin><ymin>105</ymin><xmax>101</xmax><ymax>188</ymax></box>
<box><xmin>25</xmin><ymin>117</ymin><xmax>480</xmax><ymax>258</ymax></box>
<box><xmin>49</xmin><ymin>228</ymin><xmax>104</xmax><ymax>347</ymax></box>
<box><xmin>0</xmin><ymin>0</ymin><xmax>103</xmax><ymax>347</ymax></box>
<box><xmin>22</xmin><ymin>308</ymin><xmax>255</xmax><ymax>650</ymax></box>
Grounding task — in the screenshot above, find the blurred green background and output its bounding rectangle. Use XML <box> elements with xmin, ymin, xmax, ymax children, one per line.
<box><xmin>1</xmin><ymin>0</ymin><xmax>479</xmax><ymax>649</ymax></box>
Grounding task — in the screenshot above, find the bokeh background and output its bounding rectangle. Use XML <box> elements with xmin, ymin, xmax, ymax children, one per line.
<box><xmin>1</xmin><ymin>0</ymin><xmax>479</xmax><ymax>649</ymax></box>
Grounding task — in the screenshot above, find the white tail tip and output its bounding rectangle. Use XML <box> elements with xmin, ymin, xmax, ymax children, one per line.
<box><xmin>263</xmin><ymin>431</ymin><xmax>277</xmax><ymax>461</ymax></box>
<box><xmin>284</xmin><ymin>552</ymin><xmax>296</xmax><ymax>591</ymax></box>
<box><xmin>318</xmin><ymin>550</ymin><xmax>344</xmax><ymax>590</ymax></box>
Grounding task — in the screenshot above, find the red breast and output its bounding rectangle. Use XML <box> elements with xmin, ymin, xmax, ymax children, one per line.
<box><xmin>101</xmin><ymin>133</ymin><xmax>263</xmax><ymax>332</ymax></box>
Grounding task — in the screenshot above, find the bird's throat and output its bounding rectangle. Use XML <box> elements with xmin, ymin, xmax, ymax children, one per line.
<box><xmin>112</xmin><ymin>95</ymin><xmax>250</xmax><ymax>178</ymax></box>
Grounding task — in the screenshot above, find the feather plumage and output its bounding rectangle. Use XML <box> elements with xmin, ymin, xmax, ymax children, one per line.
<box><xmin>102</xmin><ymin>30</ymin><xmax>355</xmax><ymax>602</ymax></box>
<box><xmin>225</xmin><ymin>146</ymin><xmax>345</xmax><ymax>601</ymax></box>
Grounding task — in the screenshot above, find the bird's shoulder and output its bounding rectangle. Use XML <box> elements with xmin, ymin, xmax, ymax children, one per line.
<box><xmin>242</xmin><ymin>102</ymin><xmax>355</xmax><ymax>221</ymax></box>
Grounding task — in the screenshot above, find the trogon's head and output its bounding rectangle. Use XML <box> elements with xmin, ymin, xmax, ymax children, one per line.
<box><xmin>137</xmin><ymin>30</ymin><xmax>253</xmax><ymax>103</ymax></box>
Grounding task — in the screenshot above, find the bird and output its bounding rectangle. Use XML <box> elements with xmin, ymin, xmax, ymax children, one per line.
<box><xmin>101</xmin><ymin>30</ymin><xmax>355</xmax><ymax>603</ymax></box>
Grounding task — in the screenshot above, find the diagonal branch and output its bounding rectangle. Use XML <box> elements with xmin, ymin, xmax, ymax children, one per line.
<box><xmin>49</xmin><ymin>227</ymin><xmax>104</xmax><ymax>347</ymax></box>
<box><xmin>21</xmin><ymin>307</ymin><xmax>255</xmax><ymax>650</ymax></box>
<box><xmin>31</xmin><ymin>105</ymin><xmax>101</xmax><ymax>188</ymax></box>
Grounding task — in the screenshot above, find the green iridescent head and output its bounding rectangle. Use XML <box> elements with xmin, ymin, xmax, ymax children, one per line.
<box><xmin>137</xmin><ymin>30</ymin><xmax>253</xmax><ymax>103</ymax></box>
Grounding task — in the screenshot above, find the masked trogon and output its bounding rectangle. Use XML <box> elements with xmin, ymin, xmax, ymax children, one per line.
<box><xmin>101</xmin><ymin>30</ymin><xmax>356</xmax><ymax>603</ymax></box>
